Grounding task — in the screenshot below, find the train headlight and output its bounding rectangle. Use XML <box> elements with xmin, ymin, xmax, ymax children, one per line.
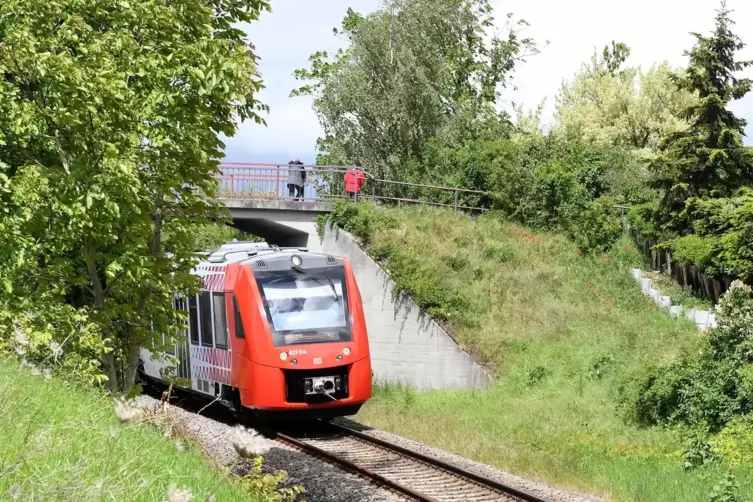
<box><xmin>280</xmin><ymin>351</ymin><xmax>288</xmax><ymax>361</ymax></box>
<box><xmin>291</xmin><ymin>255</ymin><xmax>302</xmax><ymax>267</ymax></box>
<box><xmin>343</xmin><ymin>347</ymin><xmax>351</xmax><ymax>356</ymax></box>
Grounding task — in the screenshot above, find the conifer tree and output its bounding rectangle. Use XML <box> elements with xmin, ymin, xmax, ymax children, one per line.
<box><xmin>650</xmin><ymin>2</ymin><xmax>753</xmax><ymax>234</ymax></box>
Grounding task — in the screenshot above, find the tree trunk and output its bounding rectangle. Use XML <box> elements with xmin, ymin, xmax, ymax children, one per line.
<box><xmin>122</xmin><ymin>205</ymin><xmax>164</xmax><ymax>395</ymax></box>
<box><xmin>103</xmin><ymin>353</ymin><xmax>118</xmax><ymax>394</ymax></box>
<box><xmin>122</xmin><ymin>330</ymin><xmax>141</xmax><ymax>396</ymax></box>
<box><xmin>84</xmin><ymin>238</ymin><xmax>118</xmax><ymax>394</ymax></box>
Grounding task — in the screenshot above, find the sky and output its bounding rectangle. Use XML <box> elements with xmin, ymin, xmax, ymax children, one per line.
<box><xmin>224</xmin><ymin>0</ymin><xmax>753</xmax><ymax>163</ymax></box>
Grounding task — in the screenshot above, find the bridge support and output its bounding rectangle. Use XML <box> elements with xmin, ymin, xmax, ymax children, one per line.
<box><xmin>224</xmin><ymin>199</ymin><xmax>332</xmax><ymax>252</ymax></box>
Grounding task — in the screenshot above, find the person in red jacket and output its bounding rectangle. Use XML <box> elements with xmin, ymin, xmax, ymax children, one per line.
<box><xmin>344</xmin><ymin>160</ymin><xmax>365</xmax><ymax>200</ymax></box>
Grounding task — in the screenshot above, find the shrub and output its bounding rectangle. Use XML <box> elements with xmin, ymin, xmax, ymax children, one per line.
<box><xmin>588</xmin><ymin>354</ymin><xmax>615</xmax><ymax>381</ymax></box>
<box><xmin>707</xmin><ymin>281</ymin><xmax>753</xmax><ymax>361</ymax></box>
<box><xmin>563</xmin><ymin>197</ymin><xmax>623</xmax><ymax>254</ymax></box>
<box><xmin>319</xmin><ymin>200</ymin><xmax>397</xmax><ymax>243</ymax></box>
<box><xmin>682</xmin><ymin>430</ymin><xmax>720</xmax><ymax>472</ymax></box>
<box><xmin>715</xmin><ymin>414</ymin><xmax>753</xmax><ymax>466</ymax></box>
<box><xmin>625</xmin><ymin>281</ymin><xmax>753</xmax><ymax>432</ymax></box>
<box><xmin>235</xmin><ymin>456</ymin><xmax>304</xmax><ymax>501</ymax></box>
<box><xmin>527</xmin><ymin>365</ymin><xmax>549</xmax><ymax>387</ymax></box>
<box><xmin>644</xmin><ymin>191</ymin><xmax>753</xmax><ymax>281</ymax></box>
<box><xmin>707</xmin><ymin>470</ymin><xmax>743</xmax><ymax>502</ymax></box>
<box><xmin>665</xmin><ymin>234</ymin><xmax>714</xmax><ymax>269</ymax></box>
<box><xmin>688</xmin><ymin>192</ymin><xmax>753</xmax><ymax>281</ymax></box>
<box><xmin>489</xmin><ymin>135</ymin><xmax>628</xmax><ymax>254</ymax></box>
<box><xmin>626</xmin><ymin>202</ymin><xmax>660</xmax><ymax>240</ymax></box>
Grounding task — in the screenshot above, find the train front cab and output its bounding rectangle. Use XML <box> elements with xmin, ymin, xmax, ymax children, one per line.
<box><xmin>225</xmin><ymin>251</ymin><xmax>372</xmax><ymax>421</ymax></box>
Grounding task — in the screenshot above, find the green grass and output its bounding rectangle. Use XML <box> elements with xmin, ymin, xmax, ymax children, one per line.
<box><xmin>328</xmin><ymin>204</ymin><xmax>753</xmax><ymax>501</ymax></box>
<box><xmin>0</xmin><ymin>357</ymin><xmax>257</xmax><ymax>502</ymax></box>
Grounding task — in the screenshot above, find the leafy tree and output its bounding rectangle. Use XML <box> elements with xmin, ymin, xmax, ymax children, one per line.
<box><xmin>0</xmin><ymin>0</ymin><xmax>269</xmax><ymax>393</ymax></box>
<box><xmin>488</xmin><ymin>134</ymin><xmax>631</xmax><ymax>252</ymax></box>
<box><xmin>190</xmin><ymin>223</ymin><xmax>262</xmax><ymax>251</ymax></box>
<box><xmin>650</xmin><ymin>3</ymin><xmax>753</xmax><ymax>234</ymax></box>
<box><xmin>291</xmin><ymin>0</ymin><xmax>540</xmax><ymax>179</ymax></box>
<box><xmin>555</xmin><ymin>43</ymin><xmax>696</xmax><ymax>152</ymax></box>
<box><xmin>603</xmin><ymin>41</ymin><xmax>631</xmax><ymax>76</ymax></box>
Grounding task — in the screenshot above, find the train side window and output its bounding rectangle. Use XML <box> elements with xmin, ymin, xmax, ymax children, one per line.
<box><xmin>213</xmin><ymin>293</ymin><xmax>228</xmax><ymax>349</ymax></box>
<box><xmin>233</xmin><ymin>295</ymin><xmax>246</xmax><ymax>339</ymax></box>
<box><xmin>199</xmin><ymin>291</ymin><xmax>213</xmax><ymax>347</ymax></box>
<box><xmin>188</xmin><ymin>294</ymin><xmax>200</xmax><ymax>346</ymax></box>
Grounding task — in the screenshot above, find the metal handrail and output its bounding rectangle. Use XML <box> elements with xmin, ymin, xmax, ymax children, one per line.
<box><xmin>215</xmin><ymin>162</ymin><xmax>491</xmax><ymax>213</ymax></box>
<box><xmin>372</xmin><ymin>178</ymin><xmax>487</xmax><ymax>195</ymax></box>
<box><xmin>218</xmin><ymin>162</ymin><xmax>375</xmax><ymax>179</ymax></box>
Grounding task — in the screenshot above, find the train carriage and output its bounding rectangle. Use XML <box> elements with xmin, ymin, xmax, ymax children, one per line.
<box><xmin>140</xmin><ymin>241</ymin><xmax>372</xmax><ymax>421</ymax></box>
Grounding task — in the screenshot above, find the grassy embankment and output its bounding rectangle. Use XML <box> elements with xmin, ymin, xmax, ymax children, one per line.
<box><xmin>324</xmin><ymin>203</ymin><xmax>753</xmax><ymax>501</ymax></box>
<box><xmin>0</xmin><ymin>357</ymin><xmax>258</xmax><ymax>501</ymax></box>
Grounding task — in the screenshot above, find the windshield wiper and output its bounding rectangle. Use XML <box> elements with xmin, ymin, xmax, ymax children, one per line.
<box><xmin>292</xmin><ymin>265</ymin><xmax>340</xmax><ymax>303</ymax></box>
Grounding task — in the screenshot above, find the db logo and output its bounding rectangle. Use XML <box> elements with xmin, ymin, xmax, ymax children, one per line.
<box><xmin>313</xmin><ymin>358</ymin><xmax>322</xmax><ymax>365</ymax></box>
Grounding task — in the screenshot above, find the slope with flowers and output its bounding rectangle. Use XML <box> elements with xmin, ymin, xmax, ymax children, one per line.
<box><xmin>321</xmin><ymin>202</ymin><xmax>753</xmax><ymax>501</ymax></box>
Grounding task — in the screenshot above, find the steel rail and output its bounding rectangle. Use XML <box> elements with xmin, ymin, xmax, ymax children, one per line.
<box><xmin>329</xmin><ymin>423</ymin><xmax>550</xmax><ymax>502</ymax></box>
<box><xmin>276</xmin><ymin>432</ymin><xmax>438</xmax><ymax>502</ymax></box>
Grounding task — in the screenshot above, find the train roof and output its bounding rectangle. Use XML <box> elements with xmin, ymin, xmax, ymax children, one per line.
<box><xmin>200</xmin><ymin>240</ymin><xmax>316</xmax><ymax>267</ymax></box>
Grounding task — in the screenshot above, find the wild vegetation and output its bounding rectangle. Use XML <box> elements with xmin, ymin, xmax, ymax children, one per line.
<box><xmin>310</xmin><ymin>1</ymin><xmax>753</xmax><ymax>500</ymax></box>
<box><xmin>0</xmin><ymin>356</ymin><xmax>298</xmax><ymax>501</ymax></box>
<box><xmin>322</xmin><ymin>202</ymin><xmax>753</xmax><ymax>501</ymax></box>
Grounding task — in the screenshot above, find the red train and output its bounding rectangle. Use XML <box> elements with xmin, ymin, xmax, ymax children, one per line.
<box><xmin>140</xmin><ymin>241</ymin><xmax>372</xmax><ymax>421</ymax></box>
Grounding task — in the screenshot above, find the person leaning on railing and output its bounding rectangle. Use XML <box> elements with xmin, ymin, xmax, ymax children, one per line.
<box><xmin>287</xmin><ymin>158</ymin><xmax>305</xmax><ymax>201</ymax></box>
<box><xmin>344</xmin><ymin>160</ymin><xmax>365</xmax><ymax>201</ymax></box>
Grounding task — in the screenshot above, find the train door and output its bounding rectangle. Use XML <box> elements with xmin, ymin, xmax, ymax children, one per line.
<box><xmin>188</xmin><ymin>289</ymin><xmax>233</xmax><ymax>397</ymax></box>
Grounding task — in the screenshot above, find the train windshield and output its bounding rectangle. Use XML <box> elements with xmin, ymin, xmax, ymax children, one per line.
<box><xmin>256</xmin><ymin>266</ymin><xmax>351</xmax><ymax>347</ymax></box>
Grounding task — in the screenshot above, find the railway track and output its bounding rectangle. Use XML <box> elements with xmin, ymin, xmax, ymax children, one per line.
<box><xmin>275</xmin><ymin>422</ymin><xmax>550</xmax><ymax>502</ymax></box>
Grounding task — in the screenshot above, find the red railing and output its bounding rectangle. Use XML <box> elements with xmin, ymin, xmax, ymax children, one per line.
<box><xmin>216</xmin><ymin>162</ymin><xmax>489</xmax><ymax>212</ymax></box>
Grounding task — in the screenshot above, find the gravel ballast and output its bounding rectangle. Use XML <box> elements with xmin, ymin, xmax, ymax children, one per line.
<box><xmin>236</xmin><ymin>448</ymin><xmax>402</xmax><ymax>502</ymax></box>
<box><xmin>334</xmin><ymin>417</ymin><xmax>605</xmax><ymax>502</ymax></box>
<box><xmin>133</xmin><ymin>395</ymin><xmax>400</xmax><ymax>502</ymax></box>
<box><xmin>133</xmin><ymin>394</ymin><xmax>603</xmax><ymax>501</ymax></box>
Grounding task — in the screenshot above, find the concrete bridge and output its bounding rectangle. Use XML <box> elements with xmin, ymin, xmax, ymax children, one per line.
<box><xmin>216</xmin><ymin>162</ymin><xmax>492</xmax><ymax>389</ymax></box>
<box><xmin>225</xmin><ymin>198</ymin><xmax>333</xmax><ymax>252</ymax></box>
<box><xmin>216</xmin><ymin>162</ymin><xmax>487</xmax><ymax>252</ymax></box>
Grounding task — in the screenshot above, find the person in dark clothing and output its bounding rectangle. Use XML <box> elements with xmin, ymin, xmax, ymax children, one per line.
<box><xmin>286</xmin><ymin>158</ymin><xmax>306</xmax><ymax>201</ymax></box>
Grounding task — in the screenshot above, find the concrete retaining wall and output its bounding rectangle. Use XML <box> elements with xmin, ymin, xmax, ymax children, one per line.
<box><xmin>320</xmin><ymin>224</ymin><xmax>492</xmax><ymax>390</ymax></box>
<box><xmin>630</xmin><ymin>268</ymin><xmax>718</xmax><ymax>331</ymax></box>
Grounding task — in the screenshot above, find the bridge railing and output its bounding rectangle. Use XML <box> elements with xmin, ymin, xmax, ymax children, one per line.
<box><xmin>216</xmin><ymin>162</ymin><xmax>489</xmax><ymax>212</ymax></box>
